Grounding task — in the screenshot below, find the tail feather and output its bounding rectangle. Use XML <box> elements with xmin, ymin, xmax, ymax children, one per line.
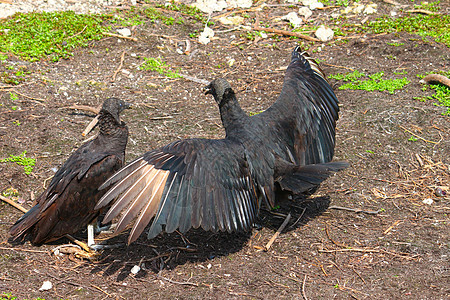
<box><xmin>8</xmin><ymin>204</ymin><xmax>40</xmax><ymax>242</ymax></box>
<box><xmin>279</xmin><ymin>161</ymin><xmax>348</xmax><ymax>194</ymax></box>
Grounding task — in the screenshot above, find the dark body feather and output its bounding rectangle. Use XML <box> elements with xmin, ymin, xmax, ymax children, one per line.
<box><xmin>9</xmin><ymin>98</ymin><xmax>129</xmax><ymax>245</ymax></box>
<box><xmin>96</xmin><ymin>47</ymin><xmax>347</xmax><ymax>244</ymax></box>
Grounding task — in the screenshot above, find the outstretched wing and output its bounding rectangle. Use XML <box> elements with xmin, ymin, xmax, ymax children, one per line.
<box><xmin>257</xmin><ymin>46</ymin><xmax>340</xmax><ymax>166</ymax></box>
<box><xmin>96</xmin><ymin>138</ymin><xmax>262</xmax><ymax>244</ymax></box>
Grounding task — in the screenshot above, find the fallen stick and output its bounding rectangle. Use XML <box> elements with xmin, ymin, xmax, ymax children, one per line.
<box><xmin>253</xmin><ymin>25</ymin><xmax>320</xmax><ymax>42</ymax></box>
<box><xmin>405</xmin><ymin>9</ymin><xmax>439</xmax><ymax>15</ymax></box>
<box><xmin>68</xmin><ymin>104</ymin><xmax>100</xmax><ymax>114</ymax></box>
<box><xmin>180</xmin><ymin>74</ymin><xmax>209</xmax><ymax>85</ymax></box>
<box><xmin>420</xmin><ymin>74</ymin><xmax>450</xmax><ymax>87</ymax></box>
<box><xmin>253</xmin><ymin>13</ymin><xmax>320</xmax><ymax>42</ymax></box>
<box><xmin>112</xmin><ymin>50</ymin><xmax>126</xmax><ymax>82</ymax></box>
<box><xmin>302</xmin><ymin>275</ymin><xmax>308</xmax><ymax>300</ymax></box>
<box><xmin>67</xmin><ymin>104</ymin><xmax>102</xmax><ymax>136</ymax></box>
<box><xmin>0</xmin><ymin>195</ymin><xmax>28</xmax><ymax>213</ymax></box>
<box><xmin>0</xmin><ymin>246</ymin><xmax>48</xmax><ymax>254</ymax></box>
<box><xmin>264</xmin><ymin>212</ymin><xmax>291</xmax><ymax>251</ymax></box>
<box><xmin>12</xmin><ymin>90</ymin><xmax>46</xmax><ymax>103</ymax></box>
<box><xmin>82</xmin><ymin>115</ymin><xmax>99</xmax><ymax>137</ymax></box>
<box><xmin>102</xmin><ymin>32</ymin><xmax>138</xmax><ymax>41</ymax></box>
<box><xmin>328</xmin><ymin>205</ymin><xmax>382</xmax><ymax>215</ymax></box>
<box><xmin>383</xmin><ymin>219</ymin><xmax>402</xmax><ymax>235</ymax></box>
<box><xmin>399</xmin><ymin>125</ymin><xmax>439</xmax><ymax>144</ymax></box>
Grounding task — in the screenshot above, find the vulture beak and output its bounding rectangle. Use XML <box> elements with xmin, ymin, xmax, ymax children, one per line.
<box><xmin>203</xmin><ymin>83</ymin><xmax>213</xmax><ymax>95</ymax></box>
<box><xmin>123</xmin><ymin>102</ymin><xmax>132</xmax><ymax>110</ymax></box>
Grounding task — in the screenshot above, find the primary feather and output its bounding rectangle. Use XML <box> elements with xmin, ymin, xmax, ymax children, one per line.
<box><xmin>97</xmin><ymin>46</ymin><xmax>347</xmax><ymax>245</ymax></box>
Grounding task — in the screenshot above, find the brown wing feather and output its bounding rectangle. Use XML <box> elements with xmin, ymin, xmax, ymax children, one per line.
<box><xmin>97</xmin><ymin>139</ymin><xmax>262</xmax><ymax>244</ymax></box>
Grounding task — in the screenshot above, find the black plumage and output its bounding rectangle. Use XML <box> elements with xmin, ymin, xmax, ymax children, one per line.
<box><xmin>9</xmin><ymin>97</ymin><xmax>130</xmax><ymax>245</ymax></box>
<box><xmin>96</xmin><ymin>47</ymin><xmax>347</xmax><ymax>244</ymax></box>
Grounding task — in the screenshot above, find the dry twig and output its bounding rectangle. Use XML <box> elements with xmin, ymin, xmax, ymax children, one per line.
<box><xmin>265</xmin><ymin>213</ymin><xmax>291</xmax><ymax>251</ymax></box>
<box><xmin>180</xmin><ymin>74</ymin><xmax>209</xmax><ymax>85</ymax></box>
<box><xmin>302</xmin><ymin>275</ymin><xmax>308</xmax><ymax>300</ymax></box>
<box><xmin>253</xmin><ymin>24</ymin><xmax>320</xmax><ymax>42</ymax></box>
<box><xmin>68</xmin><ymin>104</ymin><xmax>101</xmax><ymax>114</ymax></box>
<box><xmin>399</xmin><ymin>125</ymin><xmax>440</xmax><ymax>144</ymax></box>
<box><xmin>383</xmin><ymin>220</ymin><xmax>402</xmax><ymax>235</ymax></box>
<box><xmin>0</xmin><ymin>246</ymin><xmax>48</xmax><ymax>254</ymax></box>
<box><xmin>12</xmin><ymin>90</ymin><xmax>46</xmax><ymax>103</ymax></box>
<box><xmin>102</xmin><ymin>32</ymin><xmax>138</xmax><ymax>41</ymax></box>
<box><xmin>420</xmin><ymin>74</ymin><xmax>450</xmax><ymax>87</ymax></box>
<box><xmin>82</xmin><ymin>115</ymin><xmax>99</xmax><ymax>137</ymax></box>
<box><xmin>0</xmin><ymin>195</ymin><xmax>28</xmax><ymax>213</ymax></box>
<box><xmin>112</xmin><ymin>50</ymin><xmax>126</xmax><ymax>82</ymax></box>
<box><xmin>329</xmin><ymin>205</ymin><xmax>383</xmax><ymax>215</ymax></box>
<box><xmin>406</xmin><ymin>9</ymin><xmax>440</xmax><ymax>15</ymax></box>
<box><xmin>253</xmin><ymin>14</ymin><xmax>319</xmax><ymax>42</ymax></box>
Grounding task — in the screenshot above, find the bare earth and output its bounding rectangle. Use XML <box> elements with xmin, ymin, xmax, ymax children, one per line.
<box><xmin>0</xmin><ymin>1</ymin><xmax>449</xmax><ymax>299</ymax></box>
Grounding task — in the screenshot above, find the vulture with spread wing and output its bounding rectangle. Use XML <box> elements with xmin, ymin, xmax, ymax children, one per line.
<box><xmin>96</xmin><ymin>46</ymin><xmax>347</xmax><ymax>244</ymax></box>
<box><xmin>9</xmin><ymin>97</ymin><xmax>130</xmax><ymax>245</ymax></box>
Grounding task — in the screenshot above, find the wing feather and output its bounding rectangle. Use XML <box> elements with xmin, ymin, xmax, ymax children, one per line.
<box><xmin>98</xmin><ymin>138</ymin><xmax>264</xmax><ymax>244</ymax></box>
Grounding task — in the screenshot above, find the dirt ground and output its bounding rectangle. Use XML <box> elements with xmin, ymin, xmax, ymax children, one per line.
<box><xmin>1</xmin><ymin>0</ymin><xmax>449</xmax><ymax>299</ymax></box>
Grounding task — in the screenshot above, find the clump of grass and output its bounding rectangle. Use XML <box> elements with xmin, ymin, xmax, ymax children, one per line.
<box><xmin>330</xmin><ymin>71</ymin><xmax>410</xmax><ymax>94</ymax></box>
<box><xmin>387</xmin><ymin>42</ymin><xmax>404</xmax><ymax>47</ymax></box>
<box><xmin>161</xmin><ymin>1</ymin><xmax>208</xmax><ymax>23</ymax></box>
<box><xmin>139</xmin><ymin>57</ymin><xmax>181</xmax><ymax>78</ymax></box>
<box><xmin>328</xmin><ymin>70</ymin><xmax>365</xmax><ymax>82</ymax></box>
<box><xmin>416</xmin><ymin>71</ymin><xmax>450</xmax><ymax>115</ymax></box>
<box><xmin>0</xmin><ymin>11</ymin><xmax>108</xmax><ymax>61</ymax></box>
<box><xmin>363</xmin><ymin>3</ymin><xmax>449</xmax><ymax>47</ymax></box>
<box><xmin>0</xmin><ymin>151</ymin><xmax>36</xmax><ymax>175</ymax></box>
<box><xmin>143</xmin><ymin>6</ymin><xmax>178</xmax><ymax>25</ymax></box>
<box><xmin>414</xmin><ymin>0</ymin><xmax>441</xmax><ymax>12</ymax></box>
<box><xmin>0</xmin><ymin>65</ymin><xmax>30</xmax><ymax>85</ymax></box>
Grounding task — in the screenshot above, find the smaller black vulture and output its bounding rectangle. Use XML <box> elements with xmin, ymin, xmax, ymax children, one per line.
<box><xmin>9</xmin><ymin>97</ymin><xmax>130</xmax><ymax>246</ymax></box>
<box><xmin>96</xmin><ymin>46</ymin><xmax>347</xmax><ymax>245</ymax></box>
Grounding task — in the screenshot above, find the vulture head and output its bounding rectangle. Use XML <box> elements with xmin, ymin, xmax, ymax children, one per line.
<box><xmin>204</xmin><ymin>78</ymin><xmax>234</xmax><ymax>107</ymax></box>
<box><xmin>101</xmin><ymin>97</ymin><xmax>131</xmax><ymax>123</ymax></box>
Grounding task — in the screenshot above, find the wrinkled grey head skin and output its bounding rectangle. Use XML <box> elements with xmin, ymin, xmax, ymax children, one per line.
<box><xmin>101</xmin><ymin>97</ymin><xmax>131</xmax><ymax>123</ymax></box>
<box><xmin>204</xmin><ymin>78</ymin><xmax>232</xmax><ymax>106</ymax></box>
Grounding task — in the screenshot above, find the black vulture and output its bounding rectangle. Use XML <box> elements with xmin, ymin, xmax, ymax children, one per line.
<box><xmin>9</xmin><ymin>97</ymin><xmax>130</xmax><ymax>246</ymax></box>
<box><xmin>96</xmin><ymin>46</ymin><xmax>347</xmax><ymax>245</ymax></box>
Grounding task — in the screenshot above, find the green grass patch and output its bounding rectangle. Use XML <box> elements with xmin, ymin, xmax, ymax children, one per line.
<box><xmin>414</xmin><ymin>0</ymin><xmax>441</xmax><ymax>12</ymax></box>
<box><xmin>0</xmin><ymin>151</ymin><xmax>36</xmax><ymax>175</ymax></box>
<box><xmin>364</xmin><ymin>4</ymin><xmax>450</xmax><ymax>47</ymax></box>
<box><xmin>0</xmin><ymin>11</ymin><xmax>108</xmax><ymax>62</ymax></box>
<box><xmin>417</xmin><ymin>71</ymin><xmax>450</xmax><ymax>115</ymax></box>
<box><xmin>330</xmin><ymin>70</ymin><xmax>410</xmax><ymax>94</ymax></box>
<box><xmin>328</xmin><ymin>70</ymin><xmax>365</xmax><ymax>82</ymax></box>
<box><xmin>386</xmin><ymin>42</ymin><xmax>404</xmax><ymax>47</ymax></box>
<box><xmin>0</xmin><ymin>65</ymin><xmax>30</xmax><ymax>85</ymax></box>
<box><xmin>139</xmin><ymin>57</ymin><xmax>182</xmax><ymax>78</ymax></box>
<box><xmin>160</xmin><ymin>1</ymin><xmax>208</xmax><ymax>24</ymax></box>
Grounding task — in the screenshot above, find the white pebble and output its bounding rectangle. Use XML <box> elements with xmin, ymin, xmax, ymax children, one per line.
<box><xmin>315</xmin><ymin>25</ymin><xmax>334</xmax><ymax>42</ymax></box>
<box><xmin>116</xmin><ymin>28</ymin><xmax>132</xmax><ymax>37</ymax></box>
<box><xmin>422</xmin><ymin>198</ymin><xmax>434</xmax><ymax>205</ymax></box>
<box><xmin>130</xmin><ymin>265</ymin><xmax>141</xmax><ymax>275</ymax></box>
<box><xmin>298</xmin><ymin>6</ymin><xmax>312</xmax><ymax>19</ymax></box>
<box><xmin>39</xmin><ymin>281</ymin><xmax>52</xmax><ymax>291</ymax></box>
